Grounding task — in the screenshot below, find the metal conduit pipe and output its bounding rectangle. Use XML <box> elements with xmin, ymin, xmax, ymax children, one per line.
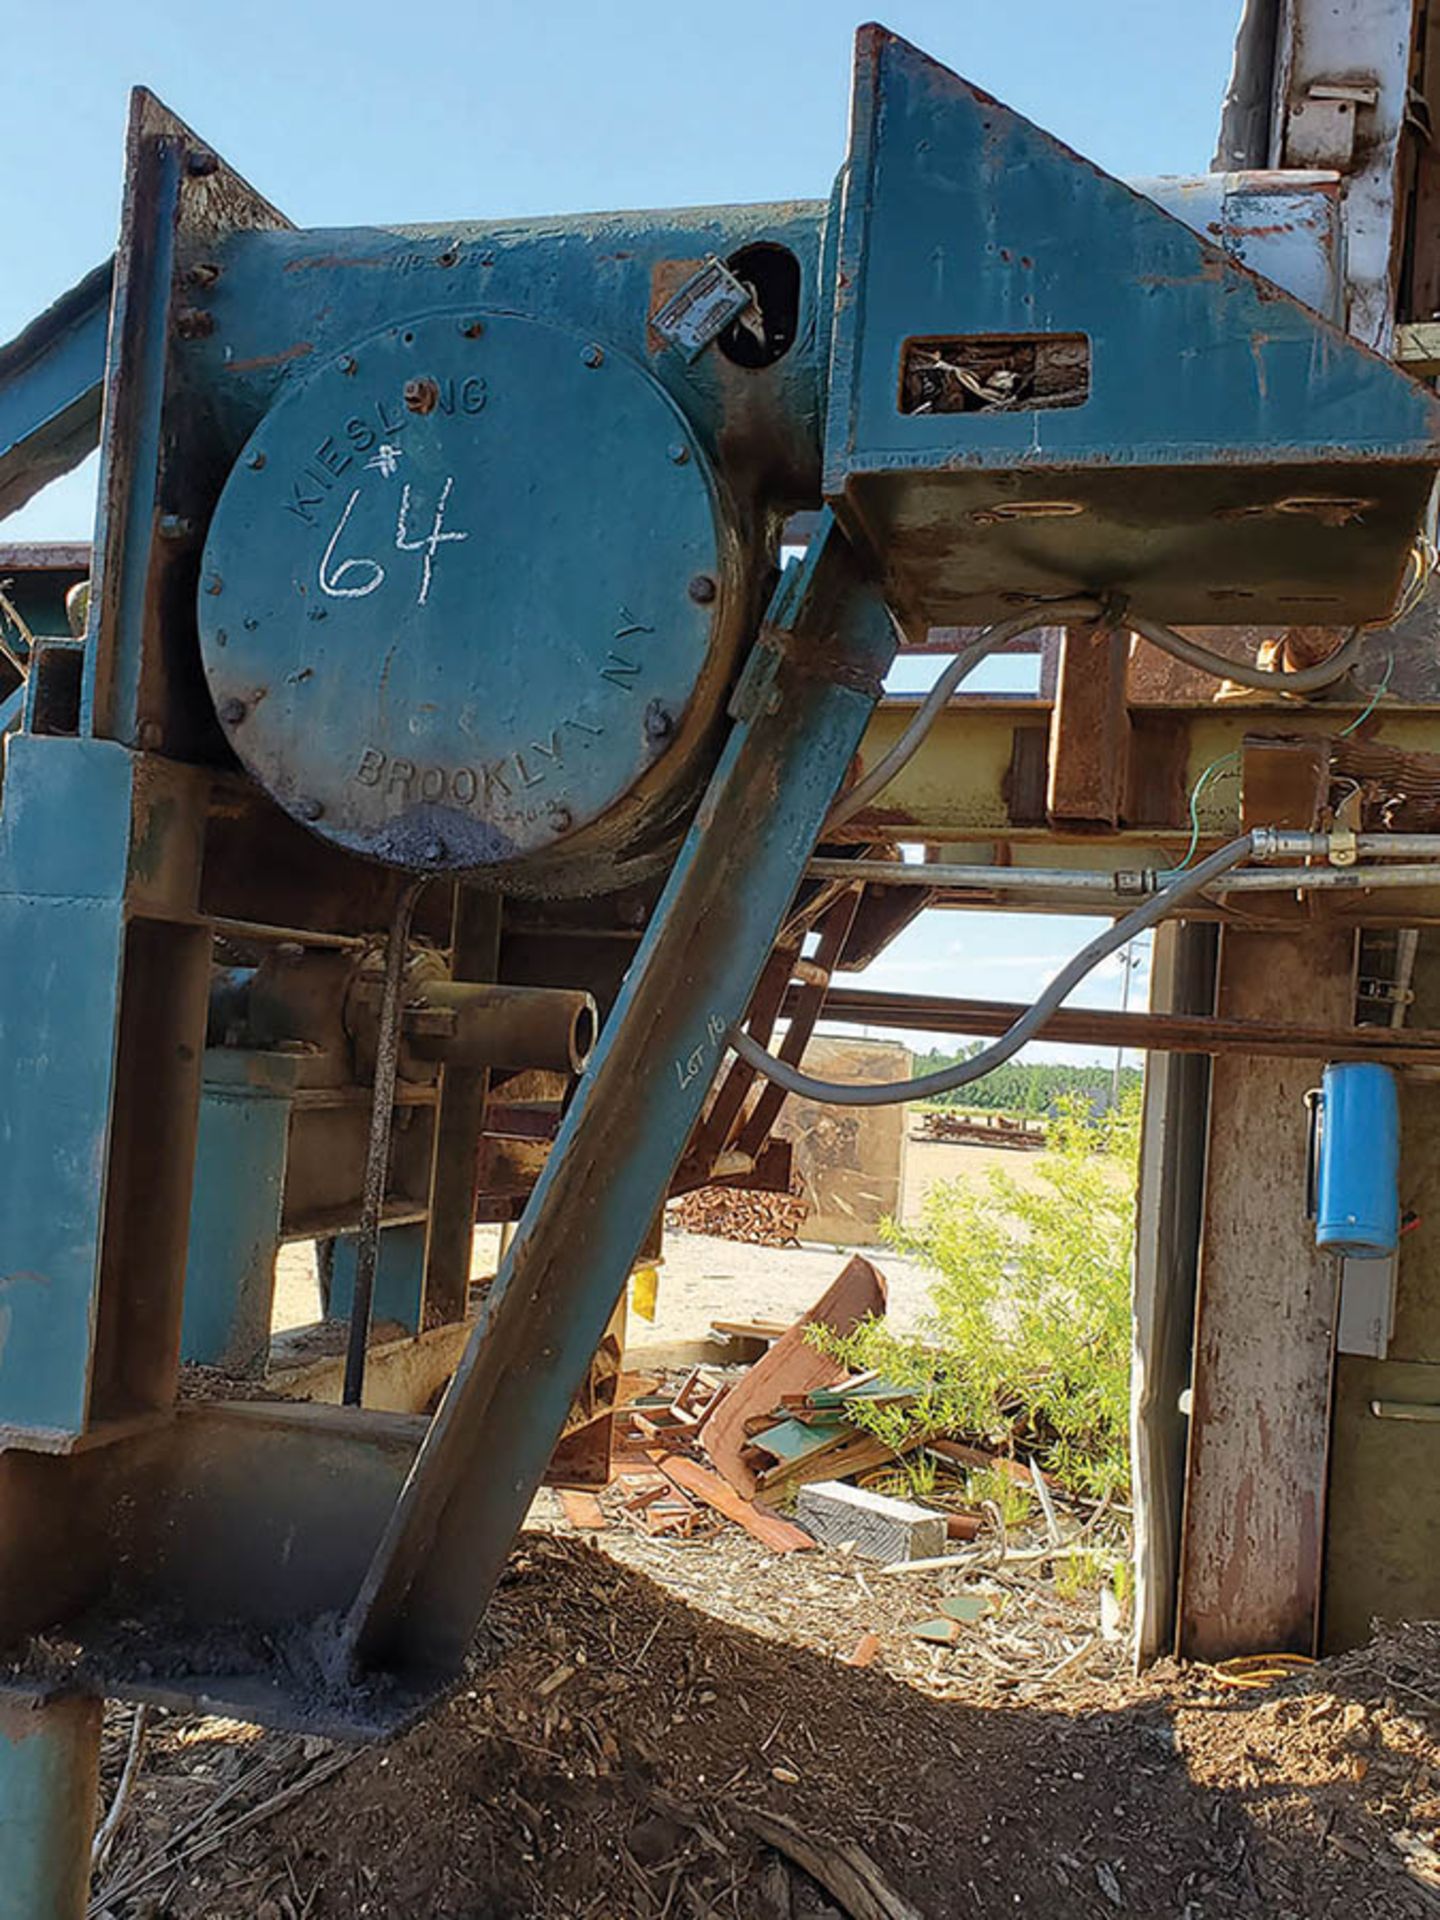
<box><xmin>805</xmin><ymin>853</ymin><xmax>1440</xmax><ymax>894</ymax></box>
<box><xmin>824</xmin><ymin>596</ymin><xmax>1105</xmax><ymax>832</ymax></box>
<box><xmin>1258</xmin><ymin>832</ymin><xmax>1440</xmax><ymax>859</ymax></box>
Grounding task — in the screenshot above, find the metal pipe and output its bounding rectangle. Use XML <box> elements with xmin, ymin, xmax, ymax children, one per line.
<box><xmin>343</xmin><ymin>878</ymin><xmax>424</xmax><ymax>1408</ymax></box>
<box><xmin>210</xmin><ymin>916</ymin><xmax>368</xmax><ymax>952</ymax></box>
<box><xmin>1265</xmin><ymin>833</ymin><xmax>1440</xmax><ymax>859</ymax></box>
<box><xmin>406</xmin><ymin>983</ymin><xmax>598</xmax><ymax>1076</ymax></box>
<box><xmin>804</xmin><ymin>854</ymin><xmax>1440</xmax><ymax>895</ymax></box>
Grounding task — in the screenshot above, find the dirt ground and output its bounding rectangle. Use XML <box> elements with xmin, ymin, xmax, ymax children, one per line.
<box><xmin>150</xmin><ymin>1140</ymin><xmax>1437</xmax><ymax>1916</ymax></box>
<box><xmin>87</xmin><ymin>1519</ymin><xmax>1440</xmax><ymax>1919</ymax></box>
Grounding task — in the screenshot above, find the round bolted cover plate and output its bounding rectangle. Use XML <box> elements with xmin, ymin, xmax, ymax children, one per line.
<box><xmin>198</xmin><ymin>311</ymin><xmax>725</xmax><ymax>870</ymax></box>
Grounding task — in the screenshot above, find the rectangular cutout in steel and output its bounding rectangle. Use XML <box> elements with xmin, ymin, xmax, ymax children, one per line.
<box><xmin>899</xmin><ymin>332</ymin><xmax>1090</xmax><ymax>414</ymax></box>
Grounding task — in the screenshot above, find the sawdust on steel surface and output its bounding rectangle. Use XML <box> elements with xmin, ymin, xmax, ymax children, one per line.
<box><xmin>89</xmin><ymin>1534</ymin><xmax>1440</xmax><ymax>1920</ymax></box>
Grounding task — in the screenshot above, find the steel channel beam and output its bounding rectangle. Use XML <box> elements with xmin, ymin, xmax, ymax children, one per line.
<box><xmin>801</xmin><ymin>984</ymin><xmax>1440</xmax><ymax>1066</ymax></box>
<box><xmin>843</xmin><ymin>698</ymin><xmax>1440</xmax><ymax>849</ymax></box>
<box><xmin>336</xmin><ymin>520</ymin><xmax>897</xmax><ymax>1681</ymax></box>
<box><xmin>0</xmin><ymin>262</ymin><xmax>112</xmax><ymax>525</ymax></box>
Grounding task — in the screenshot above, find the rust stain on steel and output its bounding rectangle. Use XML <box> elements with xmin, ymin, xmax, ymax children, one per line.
<box><xmin>226</xmin><ymin>341</ymin><xmax>314</xmax><ymax>375</ymax></box>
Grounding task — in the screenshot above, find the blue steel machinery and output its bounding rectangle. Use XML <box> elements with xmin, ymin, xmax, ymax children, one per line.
<box><xmin>2</xmin><ymin>23</ymin><xmax>1440</xmax><ymax>1911</ymax></box>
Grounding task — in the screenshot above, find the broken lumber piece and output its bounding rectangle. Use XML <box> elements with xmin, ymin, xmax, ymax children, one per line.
<box><xmin>753</xmin><ymin>1423</ymin><xmax>925</xmax><ymax>1496</ymax></box>
<box><xmin>699</xmin><ymin>1256</ymin><xmax>887</xmax><ymax>1498</ymax></box>
<box><xmin>797</xmin><ymin>1480</ymin><xmax>945</xmax><ymax>1564</ymax></box>
<box><xmin>651</xmin><ymin>1453</ymin><xmax>815</xmax><ymax>1554</ymax></box>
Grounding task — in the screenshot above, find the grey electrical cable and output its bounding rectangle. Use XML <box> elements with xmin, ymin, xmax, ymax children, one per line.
<box><xmin>727</xmin><ymin>834</ymin><xmax>1255</xmax><ymax>1107</ymax></box>
<box><xmin>1127</xmin><ymin>612</ymin><xmax>1364</xmax><ymax>695</ymax></box>
<box><xmin>824</xmin><ymin>597</ymin><xmax>1104</xmax><ymax>831</ymax></box>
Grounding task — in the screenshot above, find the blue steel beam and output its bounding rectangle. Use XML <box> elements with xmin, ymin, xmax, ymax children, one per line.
<box><xmin>0</xmin><ymin>262</ymin><xmax>112</xmax><ymax>523</ymax></box>
<box><xmin>336</xmin><ymin>515</ymin><xmax>898</xmax><ymax>1682</ymax></box>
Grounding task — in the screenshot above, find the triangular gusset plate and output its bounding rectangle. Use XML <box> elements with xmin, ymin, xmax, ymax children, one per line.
<box><xmin>824</xmin><ymin>25</ymin><xmax>1440</xmax><ymax>626</ymax></box>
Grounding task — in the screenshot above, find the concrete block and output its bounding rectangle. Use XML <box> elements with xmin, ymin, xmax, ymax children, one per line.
<box><xmin>797</xmin><ymin>1478</ymin><xmax>945</xmax><ymax>1562</ymax></box>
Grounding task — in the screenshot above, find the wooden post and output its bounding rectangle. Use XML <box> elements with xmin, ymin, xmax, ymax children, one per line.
<box><xmin>1176</xmin><ymin>926</ymin><xmax>1354</xmax><ymax>1660</ymax></box>
<box><xmin>1046</xmin><ymin>623</ymin><xmax>1131</xmax><ymax>826</ymax></box>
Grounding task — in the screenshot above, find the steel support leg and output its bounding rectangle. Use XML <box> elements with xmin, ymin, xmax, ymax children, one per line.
<box><xmin>337</xmin><ymin>517</ymin><xmax>897</xmax><ymax>1679</ymax></box>
<box><xmin>0</xmin><ymin>1690</ymin><xmax>101</xmax><ymax>1920</ymax></box>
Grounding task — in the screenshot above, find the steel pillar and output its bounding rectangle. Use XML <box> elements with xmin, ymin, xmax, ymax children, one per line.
<box><xmin>181</xmin><ymin>1050</ymin><xmax>298</xmax><ymax>1374</ymax></box>
<box><xmin>336</xmin><ymin>517</ymin><xmax>898</xmax><ymax>1682</ymax></box>
<box><xmin>0</xmin><ymin>1690</ymin><xmax>101</xmax><ymax>1920</ymax></box>
<box><xmin>327</xmin><ymin>1223</ymin><xmax>428</xmax><ymax>1338</ymax></box>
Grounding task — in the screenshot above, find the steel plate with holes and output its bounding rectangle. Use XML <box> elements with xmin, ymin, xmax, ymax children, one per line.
<box><xmin>198</xmin><ymin>311</ymin><xmax>733</xmax><ymax>881</ymax></box>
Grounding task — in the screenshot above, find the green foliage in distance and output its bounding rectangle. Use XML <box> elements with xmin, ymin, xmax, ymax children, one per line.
<box><xmin>910</xmin><ymin>1044</ymin><xmax>1142</xmax><ymax>1116</ymax></box>
<box><xmin>815</xmin><ymin>1092</ymin><xmax>1140</xmax><ymax>1499</ymax></box>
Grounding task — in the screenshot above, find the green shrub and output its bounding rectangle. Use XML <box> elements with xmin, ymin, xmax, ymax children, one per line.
<box><xmin>815</xmin><ymin>1092</ymin><xmax>1139</xmax><ymax>1498</ymax></box>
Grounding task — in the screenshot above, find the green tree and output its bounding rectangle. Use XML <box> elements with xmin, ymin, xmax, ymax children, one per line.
<box><xmin>818</xmin><ymin>1091</ymin><xmax>1140</xmax><ymax>1497</ymax></box>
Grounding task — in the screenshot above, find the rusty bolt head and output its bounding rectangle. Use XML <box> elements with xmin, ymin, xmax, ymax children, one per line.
<box><xmin>295</xmin><ymin>796</ymin><xmax>324</xmax><ymax>822</ymax></box>
<box><xmin>459</xmin><ymin>318</ymin><xmax>484</xmax><ymax>339</ymax></box>
<box><xmin>421</xmin><ymin>836</ymin><xmax>447</xmax><ymax>863</ymax></box>
<box><xmin>580</xmin><ymin>343</ymin><xmax>605</xmax><ymax>368</ymax></box>
<box><xmin>403</xmin><ymin>377</ymin><xmax>440</xmax><ymax>415</ymax></box>
<box><xmin>188</xmin><ymin>261</ymin><xmax>221</xmax><ymax>289</ymax></box>
<box><xmin>667</xmin><ymin>442</ymin><xmax>690</xmax><ymax>465</ymax></box>
<box><xmin>246</xmin><ymin>450</ymin><xmax>266</xmax><ymax>471</ymax></box>
<box><xmin>218</xmin><ymin>696</ymin><xmax>247</xmax><ymax>725</ymax></box>
<box><xmin>550</xmin><ymin>806</ymin><xmax>574</xmax><ymax>834</ymax></box>
<box><xmin>175</xmin><ymin>307</ymin><xmax>215</xmax><ymax>340</ymax></box>
<box><xmin>204</xmin><ymin>573</ymin><xmax>224</xmax><ymax>596</ymax></box>
<box><xmin>687</xmin><ymin>574</ymin><xmax>717</xmax><ymax>605</ymax></box>
<box><xmin>157</xmin><ymin>514</ymin><xmax>194</xmax><ymax>541</ymax></box>
<box><xmin>338</xmin><ymin>354</ymin><xmax>357</xmax><ymax>375</ymax></box>
<box><xmin>185</xmin><ymin>147</ymin><xmax>219</xmax><ymax>177</ymax></box>
<box><xmin>644</xmin><ymin>701</ymin><xmax>675</xmax><ymax>743</ymax></box>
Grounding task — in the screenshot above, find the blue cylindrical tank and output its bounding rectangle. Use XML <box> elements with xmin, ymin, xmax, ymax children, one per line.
<box><xmin>1314</xmin><ymin>1062</ymin><xmax>1400</xmax><ymax>1258</ymax></box>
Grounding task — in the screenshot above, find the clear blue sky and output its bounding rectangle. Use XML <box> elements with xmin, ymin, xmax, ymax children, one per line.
<box><xmin>1</xmin><ymin>0</ymin><xmax>1245</xmax><ymax>1063</ymax></box>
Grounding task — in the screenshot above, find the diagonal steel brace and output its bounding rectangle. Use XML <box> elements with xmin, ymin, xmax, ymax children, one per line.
<box><xmin>335</xmin><ymin>514</ymin><xmax>898</xmax><ymax>1682</ymax></box>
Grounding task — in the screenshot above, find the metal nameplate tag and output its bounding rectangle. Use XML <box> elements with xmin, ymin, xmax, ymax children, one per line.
<box><xmin>651</xmin><ymin>256</ymin><xmax>753</xmax><ymax>360</ymax></box>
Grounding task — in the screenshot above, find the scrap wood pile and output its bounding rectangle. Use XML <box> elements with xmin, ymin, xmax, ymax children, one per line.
<box><xmin>601</xmin><ymin>1255</ymin><xmax>917</xmax><ymax>1548</ymax></box>
<box><xmin>560</xmin><ymin>1254</ymin><xmax>1128</xmax><ymax>1675</ymax></box>
<box><xmin>919</xmin><ymin>1109</ymin><xmax>1045</xmax><ymax>1149</ymax></box>
<box><xmin>666</xmin><ymin>1174</ymin><xmax>809</xmax><ymax>1246</ymax></box>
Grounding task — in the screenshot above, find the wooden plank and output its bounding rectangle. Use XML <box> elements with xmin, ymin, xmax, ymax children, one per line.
<box><xmin>1047</xmin><ymin>623</ymin><xmax>1131</xmax><ymax>826</ymax></box>
<box><xmin>650</xmin><ymin>1454</ymin><xmax>814</xmax><ymax>1554</ymax></box>
<box><xmin>1177</xmin><ymin>926</ymin><xmax>1354</xmax><ymax>1661</ymax></box>
<box><xmin>697</xmin><ymin>1256</ymin><xmax>887</xmax><ymax>1498</ymax></box>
